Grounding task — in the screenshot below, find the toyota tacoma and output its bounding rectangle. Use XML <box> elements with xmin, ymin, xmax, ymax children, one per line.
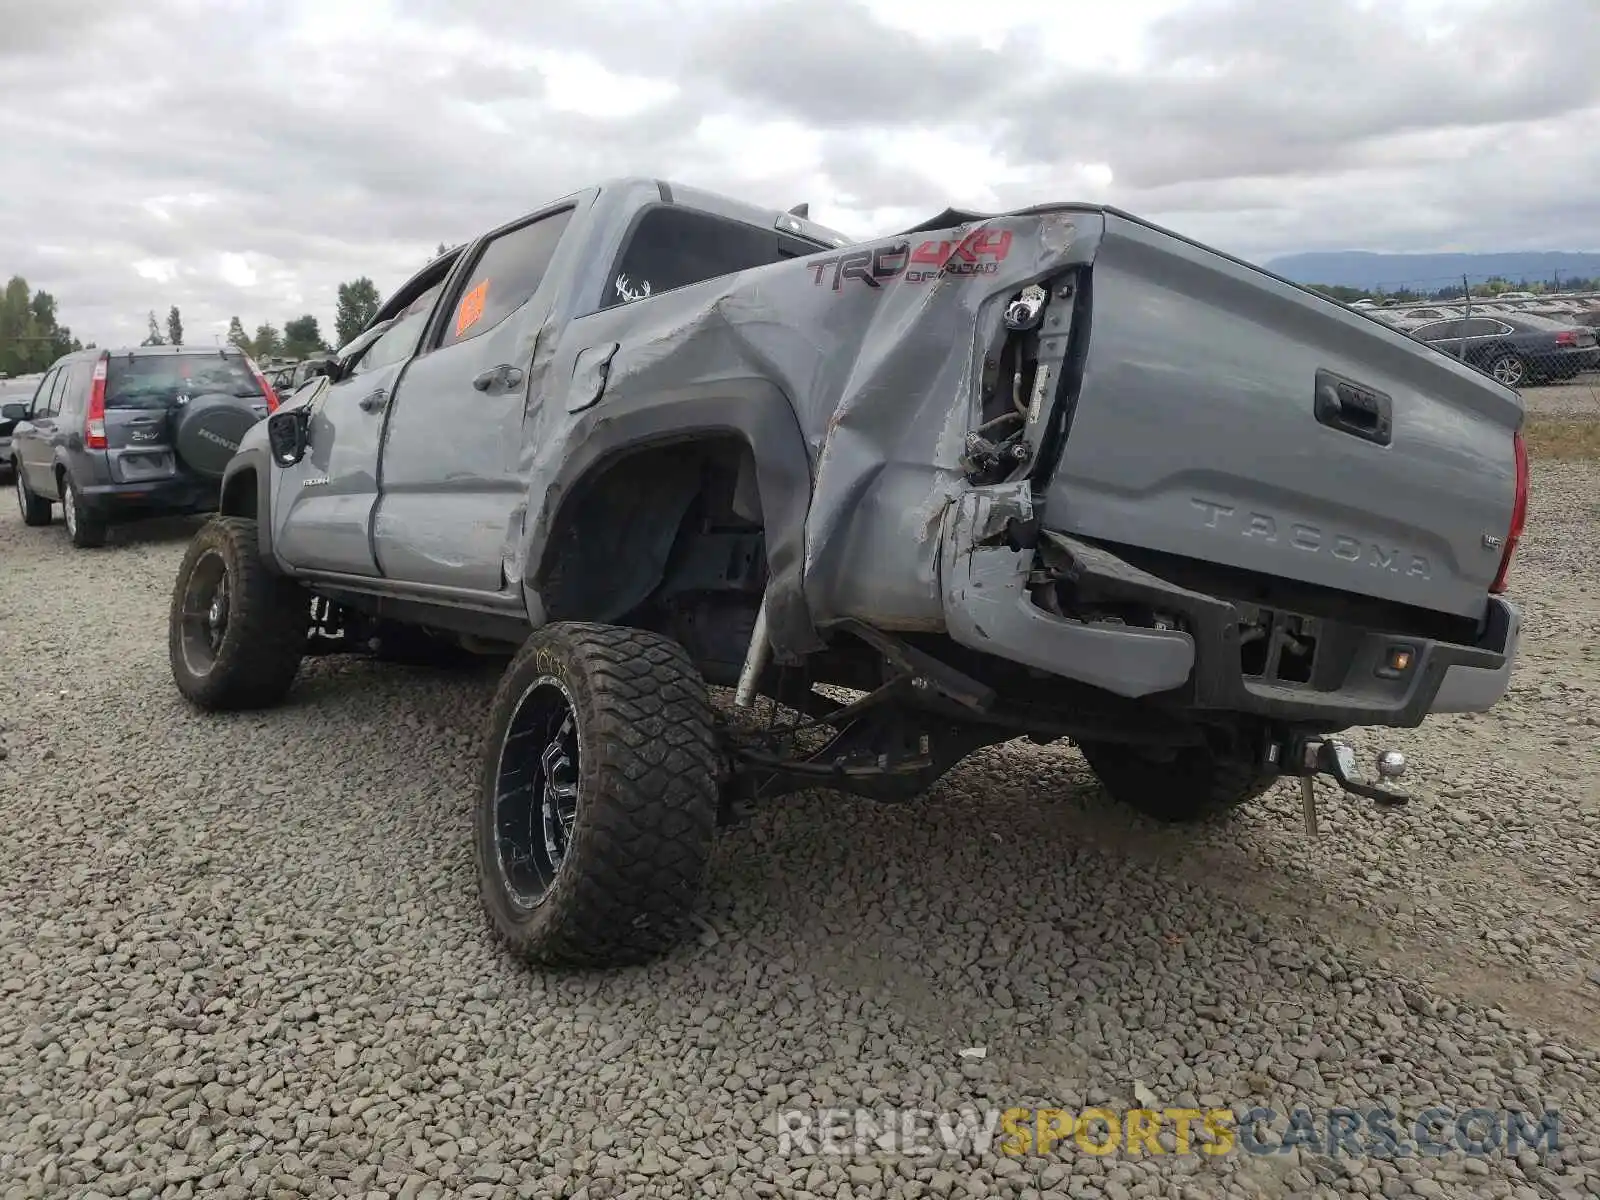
<box><xmin>164</xmin><ymin>178</ymin><xmax>1526</xmax><ymax>967</ymax></box>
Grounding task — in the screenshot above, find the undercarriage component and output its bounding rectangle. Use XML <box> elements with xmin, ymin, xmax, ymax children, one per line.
<box><xmin>734</xmin><ymin>592</ymin><xmax>771</xmax><ymax>708</ymax></box>
<box><xmin>1267</xmin><ymin>733</ymin><xmax>1410</xmax><ymax>837</ymax></box>
<box><xmin>717</xmin><ymin>621</ymin><xmax>1007</xmax><ymax>817</ymax></box>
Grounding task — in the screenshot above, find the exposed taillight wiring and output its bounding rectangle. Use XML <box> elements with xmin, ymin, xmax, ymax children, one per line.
<box><xmin>1489</xmin><ymin>428</ymin><xmax>1528</xmax><ymax>595</ymax></box>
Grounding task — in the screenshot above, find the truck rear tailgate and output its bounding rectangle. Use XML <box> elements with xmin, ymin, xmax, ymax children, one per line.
<box><xmin>1039</xmin><ymin>212</ymin><xmax>1524</xmax><ymax>621</ymax></box>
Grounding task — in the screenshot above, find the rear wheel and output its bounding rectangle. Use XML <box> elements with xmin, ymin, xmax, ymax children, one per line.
<box><xmin>1076</xmin><ymin>739</ymin><xmax>1275</xmax><ymax>824</ymax></box>
<box><xmin>169</xmin><ymin>516</ymin><xmax>307</xmax><ymax>710</ymax></box>
<box><xmin>15</xmin><ymin>468</ymin><xmax>50</xmax><ymax>526</ymax></box>
<box><xmin>1488</xmin><ymin>351</ymin><xmax>1529</xmax><ymax>388</ymax></box>
<box><xmin>60</xmin><ymin>473</ymin><xmax>107</xmax><ymax>548</ymax></box>
<box><xmin>475</xmin><ymin>622</ymin><xmax>720</xmax><ymax>968</ymax></box>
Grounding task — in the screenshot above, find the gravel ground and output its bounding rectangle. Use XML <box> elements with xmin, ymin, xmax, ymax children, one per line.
<box><xmin>1</xmin><ymin>463</ymin><xmax>1597</xmax><ymax>1200</ymax></box>
<box><xmin>1519</xmin><ymin>377</ymin><xmax>1600</xmax><ymax>418</ymax></box>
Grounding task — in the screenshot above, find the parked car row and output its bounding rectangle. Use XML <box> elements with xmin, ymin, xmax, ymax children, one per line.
<box><xmin>1402</xmin><ymin>313</ymin><xmax>1600</xmax><ymax>387</ymax></box>
<box><xmin>4</xmin><ymin>345</ymin><xmax>279</xmax><ymax>546</ymax></box>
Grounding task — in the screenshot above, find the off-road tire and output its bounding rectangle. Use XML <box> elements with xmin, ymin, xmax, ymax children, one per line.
<box><xmin>475</xmin><ymin>622</ymin><xmax>720</xmax><ymax>968</ymax></box>
<box><xmin>169</xmin><ymin>516</ymin><xmax>307</xmax><ymax>711</ymax></box>
<box><xmin>1076</xmin><ymin>739</ymin><xmax>1275</xmax><ymax>824</ymax></box>
<box><xmin>15</xmin><ymin>467</ymin><xmax>50</xmax><ymax>526</ymax></box>
<box><xmin>61</xmin><ymin>473</ymin><xmax>107</xmax><ymax>549</ymax></box>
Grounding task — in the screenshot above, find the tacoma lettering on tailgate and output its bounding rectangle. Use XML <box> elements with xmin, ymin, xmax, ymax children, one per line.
<box><xmin>1191</xmin><ymin>498</ymin><xmax>1432</xmax><ymax>580</ymax></box>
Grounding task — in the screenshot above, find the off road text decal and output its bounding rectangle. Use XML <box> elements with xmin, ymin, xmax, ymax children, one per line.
<box><xmin>810</xmin><ymin>229</ymin><xmax>1013</xmax><ymax>291</ymax></box>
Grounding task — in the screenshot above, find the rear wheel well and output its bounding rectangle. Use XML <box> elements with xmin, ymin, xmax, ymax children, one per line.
<box><xmin>536</xmin><ymin>436</ymin><xmax>768</xmax><ymax>686</ymax></box>
<box><xmin>220</xmin><ymin>468</ymin><xmax>258</xmax><ymax>519</ymax></box>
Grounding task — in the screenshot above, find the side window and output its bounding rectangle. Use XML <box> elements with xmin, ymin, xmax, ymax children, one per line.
<box><xmin>27</xmin><ymin>369</ymin><xmax>56</xmax><ymax>415</ymax></box>
<box><xmin>1460</xmin><ymin>319</ymin><xmax>1501</xmax><ymax>338</ymax></box>
<box><xmin>348</xmin><ymin>282</ymin><xmax>446</xmax><ymax>377</ymax></box>
<box><xmin>602</xmin><ymin>207</ymin><xmax>785</xmax><ymax>310</ymax></box>
<box><xmin>1414</xmin><ymin>320</ymin><xmax>1463</xmax><ymax>342</ymax></box>
<box><xmin>436</xmin><ymin>208</ymin><xmax>574</xmax><ymax>350</ymax></box>
<box><xmin>38</xmin><ymin>368</ymin><xmax>64</xmax><ymax>416</ymax></box>
<box><xmin>56</xmin><ymin>362</ymin><xmax>88</xmax><ymax>418</ymax></box>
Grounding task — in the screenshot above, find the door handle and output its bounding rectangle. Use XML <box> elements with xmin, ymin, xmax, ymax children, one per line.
<box><xmin>1314</xmin><ymin>370</ymin><xmax>1392</xmax><ymax>447</ymax></box>
<box><xmin>358</xmin><ymin>388</ymin><xmax>388</xmax><ymax>413</ymax></box>
<box><xmin>472</xmin><ymin>365</ymin><xmax>524</xmax><ymax>393</ymax></box>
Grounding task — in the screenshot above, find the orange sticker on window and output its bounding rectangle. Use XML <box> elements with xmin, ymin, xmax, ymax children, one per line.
<box><xmin>455</xmin><ymin>280</ymin><xmax>488</xmax><ymax>337</ymax></box>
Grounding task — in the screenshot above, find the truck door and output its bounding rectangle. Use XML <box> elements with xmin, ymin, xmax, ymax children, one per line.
<box><xmin>371</xmin><ymin>204</ymin><xmax>574</xmax><ymax>592</ymax></box>
<box><xmin>272</xmin><ymin>280</ymin><xmax>446</xmax><ymax>576</ymax></box>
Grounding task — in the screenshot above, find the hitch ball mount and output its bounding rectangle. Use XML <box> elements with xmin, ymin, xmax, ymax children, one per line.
<box><xmin>1265</xmin><ymin>736</ymin><xmax>1410</xmax><ymax>838</ymax></box>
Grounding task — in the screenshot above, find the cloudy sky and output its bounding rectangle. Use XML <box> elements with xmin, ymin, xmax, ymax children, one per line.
<box><xmin>2</xmin><ymin>0</ymin><xmax>1598</xmax><ymax>348</ymax></box>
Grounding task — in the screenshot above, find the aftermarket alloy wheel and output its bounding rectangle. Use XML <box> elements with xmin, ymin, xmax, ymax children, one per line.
<box><xmin>1076</xmin><ymin>739</ymin><xmax>1275</xmax><ymax>824</ymax></box>
<box><xmin>169</xmin><ymin>516</ymin><xmax>308</xmax><ymax>710</ymax></box>
<box><xmin>475</xmin><ymin>622</ymin><xmax>720</xmax><ymax>968</ymax></box>
<box><xmin>61</xmin><ymin>474</ymin><xmax>107</xmax><ymax>548</ymax></box>
<box><xmin>15</xmin><ymin>468</ymin><xmax>50</xmax><ymax>526</ymax></box>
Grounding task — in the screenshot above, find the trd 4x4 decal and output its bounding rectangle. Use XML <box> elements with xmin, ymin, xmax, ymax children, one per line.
<box><xmin>809</xmin><ymin>228</ymin><xmax>1013</xmax><ymax>291</ymax></box>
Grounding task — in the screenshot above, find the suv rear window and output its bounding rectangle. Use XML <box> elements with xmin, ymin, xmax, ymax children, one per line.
<box><xmin>105</xmin><ymin>353</ymin><xmax>264</xmax><ymax>410</ymax></box>
<box><xmin>601</xmin><ymin>207</ymin><xmax>822</xmax><ymax>310</ymax></box>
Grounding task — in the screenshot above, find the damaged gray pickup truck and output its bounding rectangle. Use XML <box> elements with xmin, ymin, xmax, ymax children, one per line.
<box><xmin>165</xmin><ymin>177</ymin><xmax>1526</xmax><ymax>968</ymax></box>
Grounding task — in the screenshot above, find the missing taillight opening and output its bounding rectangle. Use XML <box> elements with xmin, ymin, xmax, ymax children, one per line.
<box><xmin>1489</xmin><ymin>429</ymin><xmax>1528</xmax><ymax>595</ymax></box>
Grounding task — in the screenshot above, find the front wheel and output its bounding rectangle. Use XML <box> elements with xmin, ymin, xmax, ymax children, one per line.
<box><xmin>475</xmin><ymin>622</ymin><xmax>720</xmax><ymax>968</ymax></box>
<box><xmin>1076</xmin><ymin>739</ymin><xmax>1275</xmax><ymax>824</ymax></box>
<box><xmin>169</xmin><ymin>516</ymin><xmax>308</xmax><ymax>710</ymax></box>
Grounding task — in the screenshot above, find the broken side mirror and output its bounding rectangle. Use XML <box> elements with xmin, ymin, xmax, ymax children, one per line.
<box><xmin>300</xmin><ymin>357</ymin><xmax>340</xmax><ymax>385</ymax></box>
<box><xmin>1</xmin><ymin>402</ymin><xmax>28</xmax><ymax>421</ymax></box>
<box><xmin>267</xmin><ymin>408</ymin><xmax>310</xmax><ymax>467</ymax></box>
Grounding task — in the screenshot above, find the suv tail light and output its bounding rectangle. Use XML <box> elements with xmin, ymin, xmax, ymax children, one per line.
<box><xmin>247</xmin><ymin>358</ymin><xmax>280</xmax><ymax>411</ymax></box>
<box><xmin>1554</xmin><ymin>330</ymin><xmax>1578</xmax><ymax>346</ymax></box>
<box><xmin>1489</xmin><ymin>429</ymin><xmax>1528</xmax><ymax>595</ymax></box>
<box><xmin>85</xmin><ymin>353</ymin><xmax>108</xmax><ymax>449</ymax></box>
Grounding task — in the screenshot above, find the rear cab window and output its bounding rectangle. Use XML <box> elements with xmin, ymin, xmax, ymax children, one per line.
<box><xmin>106</xmin><ymin>353</ymin><xmax>265</xmax><ymax>410</ymax></box>
<box><xmin>600</xmin><ymin>206</ymin><xmax>826</xmax><ymax>310</ymax></box>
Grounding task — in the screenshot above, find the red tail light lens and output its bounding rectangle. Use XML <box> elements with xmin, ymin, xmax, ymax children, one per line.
<box><xmin>248</xmin><ymin>359</ymin><xmax>280</xmax><ymax>411</ymax></box>
<box><xmin>85</xmin><ymin>354</ymin><xmax>108</xmax><ymax>449</ymax></box>
<box><xmin>1489</xmin><ymin>429</ymin><xmax>1528</xmax><ymax>595</ymax></box>
<box><xmin>1554</xmin><ymin>330</ymin><xmax>1578</xmax><ymax>346</ymax></box>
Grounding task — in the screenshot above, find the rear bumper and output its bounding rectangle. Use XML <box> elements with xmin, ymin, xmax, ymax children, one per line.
<box><xmin>939</xmin><ymin>484</ymin><xmax>1519</xmax><ymax>728</ymax></box>
<box><xmin>78</xmin><ymin>475</ymin><xmax>218</xmax><ymax>520</ymax></box>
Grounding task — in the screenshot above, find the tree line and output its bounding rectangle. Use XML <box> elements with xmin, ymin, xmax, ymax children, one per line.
<box><xmin>0</xmin><ymin>276</ymin><xmax>86</xmax><ymax>375</ymax></box>
<box><xmin>0</xmin><ymin>274</ymin><xmax>386</xmax><ymax>377</ymax></box>
<box><xmin>143</xmin><ymin>277</ymin><xmax>384</xmax><ymax>364</ymax></box>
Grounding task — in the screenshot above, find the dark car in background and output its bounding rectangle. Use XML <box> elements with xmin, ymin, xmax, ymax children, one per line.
<box><xmin>5</xmin><ymin>345</ymin><xmax>278</xmax><ymax>547</ymax></box>
<box><xmin>1407</xmin><ymin>313</ymin><xmax>1600</xmax><ymax>387</ymax></box>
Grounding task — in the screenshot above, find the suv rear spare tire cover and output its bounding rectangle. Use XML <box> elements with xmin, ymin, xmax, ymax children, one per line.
<box><xmin>172</xmin><ymin>394</ymin><xmax>262</xmax><ymax>479</ymax></box>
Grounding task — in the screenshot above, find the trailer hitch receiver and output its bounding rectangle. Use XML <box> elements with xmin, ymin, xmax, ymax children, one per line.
<box><xmin>1266</xmin><ymin>735</ymin><xmax>1410</xmax><ymax>838</ymax></box>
